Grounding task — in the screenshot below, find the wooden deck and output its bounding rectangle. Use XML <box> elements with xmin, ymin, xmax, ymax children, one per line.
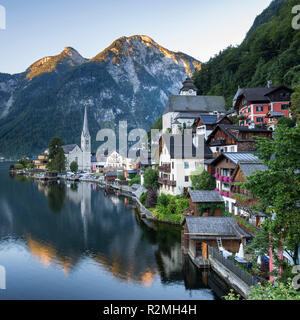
<box><xmin>188</xmin><ymin>252</ymin><xmax>210</xmax><ymax>269</ymax></box>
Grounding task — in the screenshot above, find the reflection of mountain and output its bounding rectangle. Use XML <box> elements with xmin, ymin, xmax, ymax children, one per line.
<box><xmin>0</xmin><ymin>171</ymin><xmax>227</xmax><ymax>296</ymax></box>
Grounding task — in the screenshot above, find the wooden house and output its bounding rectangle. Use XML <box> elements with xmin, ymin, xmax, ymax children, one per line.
<box><xmin>206</xmin><ymin>124</ymin><xmax>272</xmax><ymax>157</ymax></box>
<box><xmin>188</xmin><ymin>190</ymin><xmax>224</xmax><ymax>217</ymax></box>
<box><xmin>231</xmin><ymin>161</ymin><xmax>268</xmax><ymax>227</ymax></box>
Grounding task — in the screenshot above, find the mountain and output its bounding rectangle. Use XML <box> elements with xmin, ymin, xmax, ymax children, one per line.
<box><xmin>0</xmin><ymin>35</ymin><xmax>201</xmax><ymax>157</ymax></box>
<box><xmin>193</xmin><ymin>0</ymin><xmax>300</xmax><ymax>108</ymax></box>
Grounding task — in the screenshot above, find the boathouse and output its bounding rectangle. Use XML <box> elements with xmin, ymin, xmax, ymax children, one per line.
<box><xmin>182</xmin><ymin>217</ymin><xmax>252</xmax><ymax>259</ymax></box>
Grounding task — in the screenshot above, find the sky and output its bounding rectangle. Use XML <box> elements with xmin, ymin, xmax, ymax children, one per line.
<box><xmin>0</xmin><ymin>0</ymin><xmax>272</xmax><ymax>74</ymax></box>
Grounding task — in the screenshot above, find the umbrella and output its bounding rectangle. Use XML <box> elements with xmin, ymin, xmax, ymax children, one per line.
<box><xmin>257</xmin><ymin>255</ymin><xmax>262</xmax><ymax>265</ymax></box>
<box><xmin>236</xmin><ymin>243</ymin><xmax>244</xmax><ymax>259</ymax></box>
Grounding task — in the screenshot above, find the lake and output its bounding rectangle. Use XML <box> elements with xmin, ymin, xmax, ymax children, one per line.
<box><xmin>0</xmin><ymin>163</ymin><xmax>228</xmax><ymax>299</ymax></box>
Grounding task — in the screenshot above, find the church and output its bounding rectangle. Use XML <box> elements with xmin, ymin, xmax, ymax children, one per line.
<box><xmin>62</xmin><ymin>106</ymin><xmax>91</xmax><ymax>171</ymax></box>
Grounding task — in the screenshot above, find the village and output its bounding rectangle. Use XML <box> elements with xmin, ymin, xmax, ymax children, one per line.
<box><xmin>9</xmin><ymin>77</ymin><xmax>299</xmax><ymax>299</ymax></box>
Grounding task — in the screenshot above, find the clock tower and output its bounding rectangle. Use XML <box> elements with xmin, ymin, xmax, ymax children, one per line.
<box><xmin>81</xmin><ymin>106</ymin><xmax>91</xmax><ymax>171</ymax></box>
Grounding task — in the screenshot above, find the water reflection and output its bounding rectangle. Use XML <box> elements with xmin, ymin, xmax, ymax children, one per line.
<box><xmin>1</xmin><ymin>165</ymin><xmax>229</xmax><ymax>299</ymax></box>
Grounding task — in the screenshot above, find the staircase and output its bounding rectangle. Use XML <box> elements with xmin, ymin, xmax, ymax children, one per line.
<box><xmin>217</xmin><ymin>238</ymin><xmax>223</xmax><ymax>251</ymax></box>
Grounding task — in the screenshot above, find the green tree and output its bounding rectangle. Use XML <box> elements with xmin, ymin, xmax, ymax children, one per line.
<box><xmin>47</xmin><ymin>137</ymin><xmax>66</xmax><ymax>172</ymax></box>
<box><xmin>70</xmin><ymin>161</ymin><xmax>78</xmax><ymax>173</ymax></box>
<box><xmin>277</xmin><ymin>117</ymin><xmax>296</xmax><ymax>128</ymax></box>
<box><xmin>291</xmin><ymin>83</ymin><xmax>300</xmax><ymax>125</ymax></box>
<box><xmin>143</xmin><ymin>168</ymin><xmax>159</xmax><ymax>190</ymax></box>
<box><xmin>191</xmin><ymin>169</ymin><xmax>216</xmax><ymax>190</ymax></box>
<box><xmin>245</xmin><ymin>125</ymin><xmax>300</xmax><ymax>265</ymax></box>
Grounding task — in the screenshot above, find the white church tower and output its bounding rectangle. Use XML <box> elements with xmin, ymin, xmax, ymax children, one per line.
<box><xmin>81</xmin><ymin>106</ymin><xmax>91</xmax><ymax>171</ymax></box>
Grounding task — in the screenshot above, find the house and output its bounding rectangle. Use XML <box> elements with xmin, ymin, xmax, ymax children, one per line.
<box><xmin>188</xmin><ymin>190</ymin><xmax>224</xmax><ymax>216</ymax></box>
<box><xmin>210</xmin><ymin>152</ymin><xmax>262</xmax><ymax>213</ymax></box>
<box><xmin>233</xmin><ymin>81</ymin><xmax>293</xmax><ymax>127</ymax></box>
<box><xmin>158</xmin><ymin>134</ymin><xmax>205</xmax><ymax>196</ymax></box>
<box><xmin>193</xmin><ymin>113</ymin><xmax>233</xmax><ymax>139</ymax></box>
<box><xmin>231</xmin><ymin>160</ymin><xmax>268</xmax><ymax>227</ymax></box>
<box><xmin>206</xmin><ymin>124</ymin><xmax>272</xmax><ymax>157</ymax></box>
<box><xmin>63</xmin><ymin>106</ymin><xmax>91</xmax><ymax>171</ymax></box>
<box><xmin>104</xmin><ymin>151</ymin><xmax>124</xmax><ymax>171</ymax></box>
<box><xmin>182</xmin><ymin>217</ymin><xmax>252</xmax><ymax>259</ymax></box>
<box><xmin>91</xmin><ymin>155</ymin><xmax>106</xmax><ymax>173</ymax></box>
<box><xmin>33</xmin><ymin>150</ymin><xmax>49</xmax><ymax>170</ymax></box>
<box><xmin>104</xmin><ymin>171</ymin><xmax>118</xmax><ymax>184</ymax></box>
<box><xmin>162</xmin><ymin>78</ymin><xmax>226</xmax><ymax>133</ymax></box>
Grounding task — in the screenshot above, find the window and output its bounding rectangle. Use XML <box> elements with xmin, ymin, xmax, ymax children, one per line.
<box><xmin>185</xmin><ymin>176</ymin><xmax>189</xmax><ymax>182</ymax></box>
<box><xmin>268</xmin><ymin>105</ymin><xmax>271</xmax><ymax>111</ymax></box>
<box><xmin>281</xmin><ymin>104</ymin><xmax>289</xmax><ymax>110</ymax></box>
<box><xmin>256</xmin><ymin>106</ymin><xmax>263</xmax><ymax>112</ymax></box>
<box><xmin>248</xmin><ymin>108</ymin><xmax>251</xmax><ymax>113</ymax></box>
<box><xmin>256</xmin><ymin>117</ymin><xmax>263</xmax><ymax>123</ymax></box>
<box><xmin>184</xmin><ymin>162</ymin><xmax>189</xmax><ymax>169</ymax></box>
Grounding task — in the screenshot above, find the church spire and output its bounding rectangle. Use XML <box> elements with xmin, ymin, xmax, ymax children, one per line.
<box><xmin>82</xmin><ymin>106</ymin><xmax>90</xmax><ymax>137</ymax></box>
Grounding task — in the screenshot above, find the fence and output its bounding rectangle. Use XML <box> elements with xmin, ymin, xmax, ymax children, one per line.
<box><xmin>208</xmin><ymin>246</ymin><xmax>257</xmax><ymax>287</ymax></box>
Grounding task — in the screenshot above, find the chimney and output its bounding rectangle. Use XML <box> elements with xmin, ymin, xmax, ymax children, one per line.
<box><xmin>267</xmin><ymin>80</ymin><xmax>272</xmax><ymax>88</ymax></box>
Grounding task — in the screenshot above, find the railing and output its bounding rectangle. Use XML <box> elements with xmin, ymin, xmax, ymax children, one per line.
<box><xmin>208</xmin><ymin>246</ymin><xmax>257</xmax><ymax>287</ymax></box>
<box><xmin>158</xmin><ymin>177</ymin><xmax>176</xmax><ymax>187</ymax></box>
<box><xmin>158</xmin><ymin>164</ymin><xmax>171</xmax><ymax>173</ymax></box>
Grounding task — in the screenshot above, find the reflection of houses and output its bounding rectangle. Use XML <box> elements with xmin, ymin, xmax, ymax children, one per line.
<box><xmin>207</xmin><ymin>125</ymin><xmax>272</xmax><ymax>157</ymax></box>
<box><xmin>231</xmin><ymin>161</ymin><xmax>268</xmax><ymax>227</ymax></box>
<box><xmin>188</xmin><ymin>190</ymin><xmax>224</xmax><ymax>217</ymax></box>
<box><xmin>182</xmin><ymin>217</ymin><xmax>252</xmax><ymax>259</ymax></box>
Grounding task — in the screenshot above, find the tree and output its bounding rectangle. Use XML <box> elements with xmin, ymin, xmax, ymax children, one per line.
<box><xmin>47</xmin><ymin>137</ymin><xmax>66</xmax><ymax>172</ymax></box>
<box><xmin>191</xmin><ymin>169</ymin><xmax>216</xmax><ymax>190</ymax></box>
<box><xmin>245</xmin><ymin>125</ymin><xmax>300</xmax><ymax>265</ymax></box>
<box><xmin>48</xmin><ymin>137</ymin><xmax>64</xmax><ymax>162</ymax></box>
<box><xmin>277</xmin><ymin>117</ymin><xmax>296</xmax><ymax>128</ymax></box>
<box><xmin>143</xmin><ymin>168</ymin><xmax>159</xmax><ymax>190</ymax></box>
<box><xmin>70</xmin><ymin>161</ymin><xmax>78</xmax><ymax>173</ymax></box>
<box><xmin>291</xmin><ymin>83</ymin><xmax>300</xmax><ymax>125</ymax></box>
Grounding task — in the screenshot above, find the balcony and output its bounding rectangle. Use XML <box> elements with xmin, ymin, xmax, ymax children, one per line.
<box><xmin>158</xmin><ymin>177</ymin><xmax>176</xmax><ymax>187</ymax></box>
<box><xmin>158</xmin><ymin>164</ymin><xmax>171</xmax><ymax>173</ymax></box>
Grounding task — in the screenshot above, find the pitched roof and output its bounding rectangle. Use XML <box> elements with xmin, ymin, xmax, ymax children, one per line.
<box><xmin>62</xmin><ymin>144</ymin><xmax>78</xmax><ymax>154</ymax></box>
<box><xmin>184</xmin><ymin>217</ymin><xmax>252</xmax><ymax>239</ymax></box>
<box><xmin>189</xmin><ymin>190</ymin><xmax>223</xmax><ymax>203</ymax></box>
<box><xmin>82</xmin><ymin>106</ymin><xmax>90</xmax><ymax>137</ymax></box>
<box><xmin>164</xmin><ymin>95</ymin><xmax>226</xmax><ymax>114</ymax></box>
<box><xmin>180</xmin><ymin>78</ymin><xmax>198</xmax><ymax>92</ymax></box>
<box><xmin>238</xmin><ymin>161</ymin><xmax>267</xmax><ymax>180</ymax></box>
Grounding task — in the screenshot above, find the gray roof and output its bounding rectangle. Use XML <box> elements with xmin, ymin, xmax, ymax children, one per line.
<box><xmin>238</xmin><ymin>161</ymin><xmax>267</xmax><ymax>180</ymax></box>
<box><xmin>222</xmin><ymin>152</ymin><xmax>261</xmax><ymax>164</ymax></box>
<box><xmin>184</xmin><ymin>217</ymin><xmax>252</xmax><ymax>239</ymax></box>
<box><xmin>175</xmin><ymin>112</ymin><xmax>203</xmax><ymax>120</ymax></box>
<box><xmin>131</xmin><ymin>184</ymin><xmax>147</xmax><ymax>198</ymax></box>
<box><xmin>164</xmin><ymin>95</ymin><xmax>226</xmax><ymax>114</ymax></box>
<box><xmin>62</xmin><ymin>144</ymin><xmax>78</xmax><ymax>154</ymax></box>
<box><xmin>189</xmin><ymin>190</ymin><xmax>223</xmax><ymax>203</ymax></box>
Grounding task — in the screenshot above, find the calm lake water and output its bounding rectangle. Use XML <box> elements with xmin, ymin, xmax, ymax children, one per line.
<box><xmin>0</xmin><ymin>162</ymin><xmax>228</xmax><ymax>300</ymax></box>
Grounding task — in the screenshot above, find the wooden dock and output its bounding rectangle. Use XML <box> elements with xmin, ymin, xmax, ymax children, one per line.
<box><xmin>188</xmin><ymin>252</ymin><xmax>210</xmax><ymax>269</ymax></box>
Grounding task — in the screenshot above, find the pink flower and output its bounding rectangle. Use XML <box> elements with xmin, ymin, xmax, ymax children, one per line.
<box><xmin>215</xmin><ymin>188</ymin><xmax>219</xmax><ymax>191</ymax></box>
<box><xmin>228</xmin><ymin>177</ymin><xmax>232</xmax><ymax>182</ymax></box>
<box><xmin>214</xmin><ymin>173</ymin><xmax>218</xmax><ymax>178</ymax></box>
<box><xmin>224</xmin><ymin>177</ymin><xmax>227</xmax><ymax>182</ymax></box>
<box><xmin>229</xmin><ymin>192</ymin><xmax>232</xmax><ymax>197</ymax></box>
<box><xmin>219</xmin><ymin>176</ymin><xmax>222</xmax><ymax>181</ymax></box>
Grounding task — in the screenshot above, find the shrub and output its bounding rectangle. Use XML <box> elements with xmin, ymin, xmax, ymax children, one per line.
<box><xmin>139</xmin><ymin>192</ymin><xmax>147</xmax><ymax>205</ymax></box>
<box><xmin>157</xmin><ymin>193</ymin><xmax>169</xmax><ymax>207</ymax></box>
<box><xmin>14</xmin><ymin>163</ymin><xmax>24</xmax><ymax>169</ymax></box>
<box><xmin>117</xmin><ymin>174</ymin><xmax>126</xmax><ymax>181</ymax></box>
<box><xmin>129</xmin><ymin>175</ymin><xmax>141</xmax><ymax>186</ymax></box>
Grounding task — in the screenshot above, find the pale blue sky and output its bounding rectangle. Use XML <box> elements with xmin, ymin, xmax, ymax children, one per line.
<box><xmin>0</xmin><ymin>0</ymin><xmax>272</xmax><ymax>74</ymax></box>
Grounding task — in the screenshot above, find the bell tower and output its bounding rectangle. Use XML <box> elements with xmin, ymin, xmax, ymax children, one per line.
<box><xmin>81</xmin><ymin>106</ymin><xmax>91</xmax><ymax>171</ymax></box>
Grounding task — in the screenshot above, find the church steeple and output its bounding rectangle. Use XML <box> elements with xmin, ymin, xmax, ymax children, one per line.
<box><xmin>81</xmin><ymin>106</ymin><xmax>91</xmax><ymax>153</ymax></box>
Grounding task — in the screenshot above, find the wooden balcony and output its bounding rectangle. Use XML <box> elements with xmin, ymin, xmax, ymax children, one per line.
<box><xmin>158</xmin><ymin>177</ymin><xmax>176</xmax><ymax>187</ymax></box>
<box><xmin>158</xmin><ymin>164</ymin><xmax>171</xmax><ymax>173</ymax></box>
